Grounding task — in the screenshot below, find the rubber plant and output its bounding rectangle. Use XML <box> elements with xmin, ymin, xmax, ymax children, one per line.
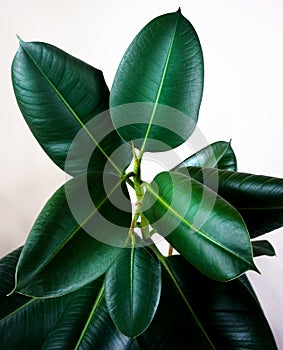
<box><xmin>1</xmin><ymin>9</ymin><xmax>281</xmax><ymax>349</ymax></box>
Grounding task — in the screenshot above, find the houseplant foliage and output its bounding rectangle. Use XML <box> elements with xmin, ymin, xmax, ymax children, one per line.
<box><xmin>1</xmin><ymin>8</ymin><xmax>282</xmax><ymax>349</ymax></box>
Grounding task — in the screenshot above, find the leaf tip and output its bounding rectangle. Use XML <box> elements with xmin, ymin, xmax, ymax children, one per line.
<box><xmin>177</xmin><ymin>7</ymin><xmax>182</xmax><ymax>13</ymax></box>
<box><xmin>252</xmin><ymin>261</ymin><xmax>261</xmax><ymax>275</ymax></box>
<box><xmin>16</xmin><ymin>35</ymin><xmax>25</xmax><ymax>46</ymax></box>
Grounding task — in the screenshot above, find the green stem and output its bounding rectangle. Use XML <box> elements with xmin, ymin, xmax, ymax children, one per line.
<box><xmin>140</xmin><ymin>213</ymin><xmax>151</xmax><ymax>241</ymax></box>
<box><xmin>132</xmin><ymin>142</ymin><xmax>143</xmax><ymax>202</ymax></box>
<box><xmin>121</xmin><ymin>172</ymin><xmax>135</xmax><ymax>190</ymax></box>
<box><xmin>137</xmin><ymin>149</ymin><xmax>144</xmax><ymax>163</ymax></box>
<box><xmin>127</xmin><ymin>142</ymin><xmax>151</xmax><ymax>242</ymax></box>
<box><xmin>125</xmin><ymin>202</ymin><xmax>141</xmax><ymax>247</ymax></box>
<box><xmin>149</xmin><ymin>244</ymin><xmax>216</xmax><ymax>350</ymax></box>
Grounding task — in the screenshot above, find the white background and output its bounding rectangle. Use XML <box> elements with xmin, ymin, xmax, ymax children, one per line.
<box><xmin>1</xmin><ymin>0</ymin><xmax>283</xmax><ymax>347</ymax></box>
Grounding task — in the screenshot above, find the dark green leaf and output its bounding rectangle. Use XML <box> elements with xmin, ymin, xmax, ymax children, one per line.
<box><xmin>110</xmin><ymin>10</ymin><xmax>203</xmax><ymax>152</ymax></box>
<box><xmin>13</xmin><ymin>172</ymin><xmax>131</xmax><ymax>297</ymax></box>
<box><xmin>138</xmin><ymin>256</ymin><xmax>277</xmax><ymax>350</ymax></box>
<box><xmin>237</xmin><ymin>275</ymin><xmax>261</xmax><ymax>306</ymax></box>
<box><xmin>142</xmin><ymin>171</ymin><xmax>256</xmax><ymax>281</ymax></box>
<box><xmin>0</xmin><ymin>249</ymin><xmax>135</xmax><ymax>350</ymax></box>
<box><xmin>41</xmin><ymin>283</ymin><xmax>135</xmax><ymax>350</ymax></box>
<box><xmin>0</xmin><ymin>247</ymin><xmax>31</xmax><ymax>324</ymax></box>
<box><xmin>0</xmin><ymin>248</ymin><xmax>74</xmax><ymax>350</ymax></box>
<box><xmin>185</xmin><ymin>167</ymin><xmax>283</xmax><ymax>237</ymax></box>
<box><xmin>173</xmin><ymin>141</ymin><xmax>237</xmax><ymax>171</ymax></box>
<box><xmin>12</xmin><ymin>39</ymin><xmax>131</xmax><ymax>176</ymax></box>
<box><xmin>105</xmin><ymin>247</ymin><xmax>161</xmax><ymax>337</ymax></box>
<box><xmin>252</xmin><ymin>240</ymin><xmax>276</xmax><ymax>257</ymax></box>
<box><xmin>0</xmin><ymin>246</ymin><xmax>22</xmax><ymax>295</ymax></box>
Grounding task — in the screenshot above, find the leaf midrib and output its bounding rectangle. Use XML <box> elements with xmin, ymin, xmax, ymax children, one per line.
<box><xmin>145</xmin><ymin>182</ymin><xmax>253</xmax><ymax>267</ymax></box>
<box><xmin>139</xmin><ymin>13</ymin><xmax>180</xmax><ymax>155</ymax></box>
<box><xmin>164</xmin><ymin>259</ymin><xmax>216</xmax><ymax>349</ymax></box>
<box><xmin>15</xmin><ymin>178</ymin><xmax>124</xmax><ymax>293</ymax></box>
<box><xmin>211</xmin><ymin>142</ymin><xmax>231</xmax><ymax>168</ymax></box>
<box><xmin>74</xmin><ymin>284</ymin><xmax>105</xmax><ymax>350</ymax></box>
<box><xmin>130</xmin><ymin>245</ymin><xmax>135</xmax><ymax>335</ymax></box>
<box><xmin>0</xmin><ymin>298</ymin><xmax>35</xmax><ymax>323</ymax></box>
<box><xmin>19</xmin><ymin>40</ymin><xmax>122</xmax><ymax>176</ymax></box>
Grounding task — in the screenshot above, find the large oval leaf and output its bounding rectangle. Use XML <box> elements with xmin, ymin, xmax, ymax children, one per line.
<box><xmin>185</xmin><ymin>167</ymin><xmax>283</xmax><ymax>237</ymax></box>
<box><xmin>0</xmin><ymin>248</ymin><xmax>74</xmax><ymax>349</ymax></box>
<box><xmin>13</xmin><ymin>172</ymin><xmax>131</xmax><ymax>297</ymax></box>
<box><xmin>110</xmin><ymin>10</ymin><xmax>204</xmax><ymax>153</ymax></box>
<box><xmin>142</xmin><ymin>171</ymin><xmax>256</xmax><ymax>281</ymax></box>
<box><xmin>12</xmin><ymin>39</ymin><xmax>131</xmax><ymax>176</ymax></box>
<box><xmin>173</xmin><ymin>141</ymin><xmax>237</xmax><ymax>171</ymax></box>
<box><xmin>105</xmin><ymin>247</ymin><xmax>161</xmax><ymax>337</ymax></box>
<box><xmin>0</xmin><ymin>249</ymin><xmax>136</xmax><ymax>350</ymax></box>
<box><xmin>138</xmin><ymin>256</ymin><xmax>277</xmax><ymax>349</ymax></box>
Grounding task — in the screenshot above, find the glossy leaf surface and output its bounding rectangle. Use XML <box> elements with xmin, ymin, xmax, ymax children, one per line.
<box><xmin>110</xmin><ymin>10</ymin><xmax>203</xmax><ymax>152</ymax></box>
<box><xmin>173</xmin><ymin>141</ymin><xmax>237</xmax><ymax>171</ymax></box>
<box><xmin>142</xmin><ymin>171</ymin><xmax>256</xmax><ymax>281</ymax></box>
<box><xmin>185</xmin><ymin>167</ymin><xmax>283</xmax><ymax>237</ymax></box>
<box><xmin>138</xmin><ymin>256</ymin><xmax>277</xmax><ymax>349</ymax></box>
<box><xmin>0</xmin><ymin>248</ymin><xmax>73</xmax><ymax>349</ymax></box>
<box><xmin>12</xmin><ymin>40</ymin><xmax>131</xmax><ymax>176</ymax></box>
<box><xmin>41</xmin><ymin>284</ymin><xmax>136</xmax><ymax>350</ymax></box>
<box><xmin>252</xmin><ymin>240</ymin><xmax>276</xmax><ymax>257</ymax></box>
<box><xmin>0</xmin><ymin>249</ymin><xmax>135</xmax><ymax>350</ymax></box>
<box><xmin>105</xmin><ymin>247</ymin><xmax>161</xmax><ymax>337</ymax></box>
<box><xmin>14</xmin><ymin>172</ymin><xmax>131</xmax><ymax>297</ymax></box>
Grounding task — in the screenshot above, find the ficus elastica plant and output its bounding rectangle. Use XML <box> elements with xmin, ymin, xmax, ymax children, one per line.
<box><xmin>0</xmin><ymin>8</ymin><xmax>281</xmax><ymax>349</ymax></box>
